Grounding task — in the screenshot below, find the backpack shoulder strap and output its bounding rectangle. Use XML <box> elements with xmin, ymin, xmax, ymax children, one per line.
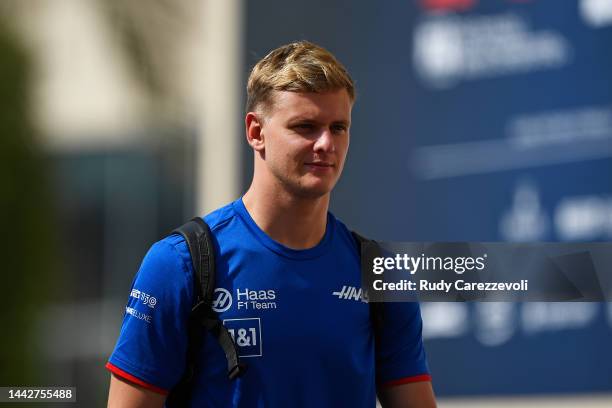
<box><xmin>166</xmin><ymin>217</ymin><xmax>246</xmax><ymax>407</ymax></box>
<box><xmin>178</xmin><ymin>216</ymin><xmax>215</xmax><ymax>307</ymax></box>
<box><xmin>351</xmin><ymin>230</ymin><xmax>385</xmax><ymax>333</ymax></box>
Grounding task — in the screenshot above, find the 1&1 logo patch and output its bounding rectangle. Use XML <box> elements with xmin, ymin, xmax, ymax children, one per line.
<box><xmin>223</xmin><ymin>317</ymin><xmax>262</xmax><ymax>357</ymax></box>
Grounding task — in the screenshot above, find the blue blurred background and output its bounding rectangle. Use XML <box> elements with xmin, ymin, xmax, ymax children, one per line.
<box><xmin>1</xmin><ymin>0</ymin><xmax>611</xmax><ymax>406</ymax></box>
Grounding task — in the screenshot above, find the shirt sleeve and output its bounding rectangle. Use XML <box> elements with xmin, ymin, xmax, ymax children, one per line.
<box><xmin>106</xmin><ymin>239</ymin><xmax>194</xmax><ymax>393</ymax></box>
<box><xmin>375</xmin><ymin>301</ymin><xmax>432</xmax><ymax>387</ymax></box>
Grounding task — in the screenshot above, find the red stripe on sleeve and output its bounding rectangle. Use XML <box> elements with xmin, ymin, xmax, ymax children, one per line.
<box><xmin>106</xmin><ymin>362</ymin><xmax>169</xmax><ymax>395</ymax></box>
<box><xmin>380</xmin><ymin>374</ymin><xmax>432</xmax><ymax>388</ymax></box>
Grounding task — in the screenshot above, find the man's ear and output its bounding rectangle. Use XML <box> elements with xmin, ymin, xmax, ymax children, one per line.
<box><xmin>245</xmin><ymin>112</ymin><xmax>265</xmax><ymax>152</ymax></box>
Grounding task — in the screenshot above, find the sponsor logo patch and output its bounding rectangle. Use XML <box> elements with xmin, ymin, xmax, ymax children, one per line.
<box><xmin>130</xmin><ymin>289</ymin><xmax>157</xmax><ymax>309</ymax></box>
<box><xmin>332</xmin><ymin>285</ymin><xmax>365</xmax><ymax>302</ymax></box>
<box><xmin>223</xmin><ymin>317</ymin><xmax>263</xmax><ymax>357</ymax></box>
<box><xmin>212</xmin><ymin>288</ymin><xmax>233</xmax><ymax>312</ymax></box>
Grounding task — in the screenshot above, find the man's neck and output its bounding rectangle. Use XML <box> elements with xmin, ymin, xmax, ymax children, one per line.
<box><xmin>242</xmin><ymin>185</ymin><xmax>330</xmax><ymax>250</ymax></box>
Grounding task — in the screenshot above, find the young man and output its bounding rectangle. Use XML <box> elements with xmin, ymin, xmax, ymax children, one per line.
<box><xmin>106</xmin><ymin>41</ymin><xmax>436</xmax><ymax>408</ymax></box>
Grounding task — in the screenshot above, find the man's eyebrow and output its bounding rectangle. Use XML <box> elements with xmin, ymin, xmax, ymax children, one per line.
<box><xmin>332</xmin><ymin>119</ymin><xmax>350</xmax><ymax>127</ymax></box>
<box><xmin>286</xmin><ymin>115</ymin><xmax>317</xmax><ymax>123</ymax></box>
<box><xmin>286</xmin><ymin>116</ymin><xmax>350</xmax><ymax>126</ymax></box>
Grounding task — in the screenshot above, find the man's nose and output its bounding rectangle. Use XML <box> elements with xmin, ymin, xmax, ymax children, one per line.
<box><xmin>313</xmin><ymin>129</ymin><xmax>335</xmax><ymax>153</ymax></box>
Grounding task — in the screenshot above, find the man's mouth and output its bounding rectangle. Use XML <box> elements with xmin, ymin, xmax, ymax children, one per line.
<box><xmin>304</xmin><ymin>162</ymin><xmax>334</xmax><ymax>167</ymax></box>
<box><xmin>304</xmin><ymin>162</ymin><xmax>335</xmax><ymax>174</ymax></box>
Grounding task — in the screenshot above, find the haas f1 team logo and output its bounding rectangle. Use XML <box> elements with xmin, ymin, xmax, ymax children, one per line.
<box><xmin>212</xmin><ymin>288</ymin><xmax>232</xmax><ymax>312</ymax></box>
<box><xmin>332</xmin><ymin>285</ymin><xmax>365</xmax><ymax>302</ymax></box>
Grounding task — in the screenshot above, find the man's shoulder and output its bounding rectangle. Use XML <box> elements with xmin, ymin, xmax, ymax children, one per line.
<box><xmin>140</xmin><ymin>200</ymin><xmax>242</xmax><ymax>291</ymax></box>
<box><xmin>147</xmin><ymin>234</ymin><xmax>192</xmax><ymax>277</ymax></box>
<box><xmin>149</xmin><ymin>201</ymin><xmax>238</xmax><ymax>266</ymax></box>
<box><xmin>203</xmin><ymin>199</ymin><xmax>240</xmax><ymax>232</ymax></box>
<box><xmin>153</xmin><ymin>201</ymin><xmax>239</xmax><ymax>261</ymax></box>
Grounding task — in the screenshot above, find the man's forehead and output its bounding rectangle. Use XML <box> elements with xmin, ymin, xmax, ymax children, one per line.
<box><xmin>270</xmin><ymin>89</ymin><xmax>352</xmax><ymax>121</ymax></box>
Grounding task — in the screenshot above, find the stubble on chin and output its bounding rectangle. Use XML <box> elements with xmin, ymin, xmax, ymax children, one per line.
<box><xmin>279</xmin><ymin>172</ymin><xmax>336</xmax><ymax>199</ymax></box>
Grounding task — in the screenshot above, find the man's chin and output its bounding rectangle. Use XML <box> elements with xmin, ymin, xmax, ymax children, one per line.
<box><xmin>274</xmin><ymin>173</ymin><xmax>338</xmax><ymax>199</ymax></box>
<box><xmin>289</xmin><ymin>181</ymin><xmax>335</xmax><ymax>199</ymax></box>
<box><xmin>294</xmin><ymin>187</ymin><xmax>332</xmax><ymax>199</ymax></box>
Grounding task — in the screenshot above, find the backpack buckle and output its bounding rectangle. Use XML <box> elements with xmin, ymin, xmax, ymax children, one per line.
<box><xmin>228</xmin><ymin>362</ymin><xmax>248</xmax><ymax>380</ymax></box>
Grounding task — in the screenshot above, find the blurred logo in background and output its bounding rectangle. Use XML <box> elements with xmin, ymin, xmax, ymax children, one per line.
<box><xmin>413</xmin><ymin>13</ymin><xmax>571</xmax><ymax>89</ymax></box>
<box><xmin>500</xmin><ymin>180</ymin><xmax>549</xmax><ymax>241</ymax></box>
<box><xmin>580</xmin><ymin>0</ymin><xmax>612</xmax><ymax>27</ymax></box>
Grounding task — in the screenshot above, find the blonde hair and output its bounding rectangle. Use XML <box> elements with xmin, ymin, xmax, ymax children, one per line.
<box><xmin>246</xmin><ymin>41</ymin><xmax>355</xmax><ymax>116</ymax></box>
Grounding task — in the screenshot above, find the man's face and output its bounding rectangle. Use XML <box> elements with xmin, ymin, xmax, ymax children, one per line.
<box><xmin>257</xmin><ymin>89</ymin><xmax>352</xmax><ymax>198</ymax></box>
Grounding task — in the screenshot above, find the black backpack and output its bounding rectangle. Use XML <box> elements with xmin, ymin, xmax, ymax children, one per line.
<box><xmin>165</xmin><ymin>217</ymin><xmax>383</xmax><ymax>407</ymax></box>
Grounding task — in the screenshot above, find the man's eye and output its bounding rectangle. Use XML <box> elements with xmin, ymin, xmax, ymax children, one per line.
<box><xmin>295</xmin><ymin>124</ymin><xmax>314</xmax><ymax>130</ymax></box>
<box><xmin>331</xmin><ymin>125</ymin><xmax>347</xmax><ymax>133</ymax></box>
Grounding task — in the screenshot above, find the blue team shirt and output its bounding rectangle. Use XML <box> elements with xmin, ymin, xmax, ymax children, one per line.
<box><xmin>107</xmin><ymin>198</ymin><xmax>430</xmax><ymax>407</ymax></box>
